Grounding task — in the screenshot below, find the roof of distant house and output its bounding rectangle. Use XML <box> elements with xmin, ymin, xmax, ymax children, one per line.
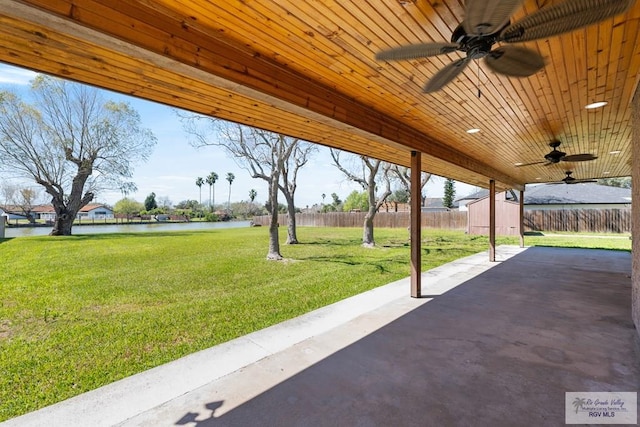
<box><xmin>456</xmin><ymin>183</ymin><xmax>631</xmax><ymax>205</ymax></box>
<box><xmin>424</xmin><ymin>197</ymin><xmax>458</xmax><ymax>209</ymax></box>
<box><xmin>29</xmin><ymin>203</ymin><xmax>112</xmax><ymax>213</ymax></box>
<box><xmin>524</xmin><ymin>183</ymin><xmax>631</xmax><ymax>205</ymax></box>
<box><xmin>455</xmin><ymin>189</ymin><xmax>489</xmax><ymax>202</ymax></box>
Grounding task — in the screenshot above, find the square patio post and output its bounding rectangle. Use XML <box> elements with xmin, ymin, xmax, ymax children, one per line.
<box><xmin>411</xmin><ymin>150</ymin><xmax>421</xmax><ymax>297</ymax></box>
<box><xmin>519</xmin><ymin>189</ymin><xmax>525</xmax><ymax>248</ymax></box>
<box><xmin>489</xmin><ymin>179</ymin><xmax>496</xmax><ymax>262</ymax></box>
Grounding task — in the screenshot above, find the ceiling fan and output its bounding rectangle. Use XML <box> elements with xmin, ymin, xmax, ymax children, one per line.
<box><xmin>516</xmin><ymin>140</ymin><xmax>597</xmax><ymax>167</ymax></box>
<box><xmin>551</xmin><ymin>171</ymin><xmax>598</xmax><ymax>184</ymax></box>
<box><xmin>375</xmin><ymin>0</ymin><xmax>634</xmax><ymax>93</ymax></box>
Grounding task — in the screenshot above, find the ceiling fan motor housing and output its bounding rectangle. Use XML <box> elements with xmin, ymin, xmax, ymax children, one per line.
<box><xmin>544</xmin><ymin>140</ymin><xmax>566</xmax><ymax>163</ymax></box>
<box><xmin>451</xmin><ymin>24</ymin><xmax>501</xmax><ymax>59</ymax></box>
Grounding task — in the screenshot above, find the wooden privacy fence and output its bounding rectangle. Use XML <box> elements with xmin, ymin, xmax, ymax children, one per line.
<box><xmin>253</xmin><ymin>211</ymin><xmax>467</xmax><ymax>229</ymax></box>
<box><xmin>253</xmin><ymin>208</ymin><xmax>631</xmax><ymax>234</ymax></box>
<box><xmin>524</xmin><ymin>209</ymin><xmax>631</xmax><ymax>233</ymax></box>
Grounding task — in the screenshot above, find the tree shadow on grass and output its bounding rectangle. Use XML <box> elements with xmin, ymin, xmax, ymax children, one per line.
<box><xmin>67</xmin><ymin>231</ymin><xmax>207</xmax><ymax>240</ymax></box>
<box><xmin>295</xmin><ymin>254</ymin><xmax>406</xmax><ymax>273</ymax></box>
<box><xmin>294</xmin><ymin>239</ymin><xmax>363</xmax><ymax>247</ymax></box>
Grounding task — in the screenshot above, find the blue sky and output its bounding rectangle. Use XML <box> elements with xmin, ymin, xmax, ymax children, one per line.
<box><xmin>0</xmin><ymin>64</ymin><xmax>476</xmax><ymax>207</ymax></box>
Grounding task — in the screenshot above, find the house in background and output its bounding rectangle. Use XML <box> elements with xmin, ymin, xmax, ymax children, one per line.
<box><xmin>32</xmin><ymin>203</ymin><xmax>114</xmax><ymax>222</ymax></box>
<box><xmin>0</xmin><ymin>206</ymin><xmax>29</xmax><ymax>222</ymax></box>
<box><xmin>422</xmin><ymin>197</ymin><xmax>458</xmax><ymax>212</ymax></box>
<box><xmin>76</xmin><ymin>203</ymin><xmax>114</xmax><ymax>220</ymax></box>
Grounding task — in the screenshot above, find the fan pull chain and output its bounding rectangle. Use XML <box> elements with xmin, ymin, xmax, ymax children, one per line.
<box><xmin>476</xmin><ymin>60</ymin><xmax>482</xmax><ymax>99</ymax></box>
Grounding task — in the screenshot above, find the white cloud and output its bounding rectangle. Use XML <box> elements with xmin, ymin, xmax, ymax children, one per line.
<box><xmin>0</xmin><ymin>64</ymin><xmax>38</xmax><ymax>85</ymax></box>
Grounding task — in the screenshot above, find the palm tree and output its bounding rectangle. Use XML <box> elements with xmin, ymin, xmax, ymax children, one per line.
<box><xmin>206</xmin><ymin>172</ymin><xmax>218</xmax><ymax>211</ymax></box>
<box><xmin>226</xmin><ymin>172</ymin><xmax>235</xmax><ymax>210</ymax></box>
<box><xmin>321</xmin><ymin>193</ymin><xmax>326</xmax><ymax>204</ymax></box>
<box><xmin>249</xmin><ymin>189</ymin><xmax>257</xmax><ymax>203</ymax></box>
<box><xmin>195</xmin><ymin>177</ymin><xmax>204</xmax><ymax>205</ymax></box>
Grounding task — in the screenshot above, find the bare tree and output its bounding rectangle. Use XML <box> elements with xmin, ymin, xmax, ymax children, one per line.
<box><xmin>278</xmin><ymin>141</ymin><xmax>316</xmax><ymax>243</ymax></box>
<box><xmin>179</xmin><ymin>114</ymin><xmax>316</xmax><ymax>250</ymax></box>
<box><xmin>330</xmin><ymin>149</ymin><xmax>392</xmax><ymax>247</ymax></box>
<box><xmin>0</xmin><ymin>182</ymin><xmax>17</xmax><ymax>207</ymax></box>
<box><xmin>13</xmin><ymin>187</ymin><xmax>41</xmax><ymax>223</ymax></box>
<box><xmin>390</xmin><ymin>165</ymin><xmax>432</xmax><ymax>207</ymax></box>
<box><xmin>0</xmin><ymin>76</ymin><xmax>156</xmax><ymax>235</ymax></box>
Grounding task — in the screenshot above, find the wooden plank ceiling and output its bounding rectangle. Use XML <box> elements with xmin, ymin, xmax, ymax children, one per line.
<box><xmin>1</xmin><ymin>0</ymin><xmax>640</xmax><ymax>191</ymax></box>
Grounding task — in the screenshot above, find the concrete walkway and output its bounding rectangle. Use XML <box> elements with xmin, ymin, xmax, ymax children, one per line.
<box><xmin>3</xmin><ymin>246</ymin><xmax>638</xmax><ymax>426</ymax></box>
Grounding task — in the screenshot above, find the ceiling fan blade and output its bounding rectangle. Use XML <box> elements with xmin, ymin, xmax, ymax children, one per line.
<box><xmin>569</xmin><ymin>179</ymin><xmax>598</xmax><ymax>184</ymax></box>
<box><xmin>484</xmin><ymin>46</ymin><xmax>545</xmax><ymax>77</ymax></box>
<box><xmin>500</xmin><ymin>0</ymin><xmax>634</xmax><ymax>43</ymax></box>
<box><xmin>375</xmin><ymin>43</ymin><xmax>460</xmax><ymax>61</ymax></box>
<box><xmin>515</xmin><ymin>160</ymin><xmax>547</xmax><ymax>167</ymax></box>
<box><xmin>561</xmin><ymin>153</ymin><xmax>598</xmax><ymax>162</ymax></box>
<box><xmin>424</xmin><ymin>58</ymin><xmax>470</xmax><ymax>93</ymax></box>
<box><xmin>464</xmin><ymin>0</ymin><xmax>526</xmax><ymax>35</ymax></box>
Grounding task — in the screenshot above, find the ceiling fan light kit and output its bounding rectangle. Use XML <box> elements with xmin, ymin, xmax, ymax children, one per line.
<box><xmin>375</xmin><ymin>0</ymin><xmax>635</xmax><ymax>93</ymax></box>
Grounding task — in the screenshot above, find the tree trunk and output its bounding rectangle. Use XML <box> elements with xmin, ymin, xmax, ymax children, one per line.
<box><xmin>266</xmin><ymin>173</ymin><xmax>283</xmax><ymax>260</ymax></box>
<box><xmin>362</xmin><ymin>207</ymin><xmax>375</xmax><ymax>247</ymax></box>
<box><xmin>283</xmin><ymin>192</ymin><xmax>298</xmax><ymax>244</ymax></box>
<box><xmin>50</xmin><ymin>211</ymin><xmax>74</xmax><ymax>236</ymax></box>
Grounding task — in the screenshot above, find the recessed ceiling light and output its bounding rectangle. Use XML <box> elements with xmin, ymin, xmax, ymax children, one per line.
<box><xmin>514</xmin><ymin>162</ymin><xmax>523</xmax><ymax>166</ymax></box>
<box><xmin>603</xmin><ymin>171</ymin><xmax>611</xmax><ymax>175</ymax></box>
<box><xmin>585</xmin><ymin>101</ymin><xmax>608</xmax><ymax>109</ymax></box>
<box><xmin>535</xmin><ymin>177</ymin><xmax>542</xmax><ymax>180</ymax></box>
<box><xmin>466</xmin><ymin>128</ymin><xmax>480</xmax><ymax>134</ymax></box>
<box><xmin>609</xmin><ymin>150</ymin><xmax>621</xmax><ymax>155</ymax></box>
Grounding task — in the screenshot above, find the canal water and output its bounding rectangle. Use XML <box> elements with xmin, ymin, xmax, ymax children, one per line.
<box><xmin>4</xmin><ymin>220</ymin><xmax>252</xmax><ymax>238</ymax></box>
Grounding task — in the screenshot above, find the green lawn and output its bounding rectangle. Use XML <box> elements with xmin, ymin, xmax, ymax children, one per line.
<box><xmin>0</xmin><ymin>227</ymin><xmax>631</xmax><ymax>421</ymax></box>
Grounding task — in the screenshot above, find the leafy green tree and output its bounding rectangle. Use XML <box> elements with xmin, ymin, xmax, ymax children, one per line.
<box><xmin>144</xmin><ymin>192</ymin><xmax>158</xmax><ymax>211</ymax></box>
<box><xmin>322</xmin><ymin>192</ymin><xmax>342</xmax><ymax>212</ymax></box>
<box><xmin>597</xmin><ymin>177</ymin><xmax>631</xmax><ymax>188</ymax></box>
<box><xmin>443</xmin><ymin>178</ymin><xmax>456</xmax><ymax>209</ymax></box>
<box><xmin>343</xmin><ymin>190</ymin><xmax>369</xmax><ymax>212</ymax></box>
<box><xmin>0</xmin><ymin>76</ymin><xmax>156</xmax><ymax>235</ymax></box>
<box><xmin>113</xmin><ymin>198</ymin><xmax>144</xmax><ymax>220</ymax></box>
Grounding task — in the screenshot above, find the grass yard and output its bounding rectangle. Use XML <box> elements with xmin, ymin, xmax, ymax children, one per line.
<box><xmin>0</xmin><ymin>226</ymin><xmax>631</xmax><ymax>421</ymax></box>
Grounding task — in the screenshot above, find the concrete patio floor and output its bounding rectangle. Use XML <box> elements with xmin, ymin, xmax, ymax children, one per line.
<box><xmin>3</xmin><ymin>245</ymin><xmax>638</xmax><ymax>426</ymax></box>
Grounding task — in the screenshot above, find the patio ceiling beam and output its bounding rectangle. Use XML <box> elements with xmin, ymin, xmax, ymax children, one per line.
<box><xmin>2</xmin><ymin>0</ymin><xmax>524</xmax><ymax>191</ymax></box>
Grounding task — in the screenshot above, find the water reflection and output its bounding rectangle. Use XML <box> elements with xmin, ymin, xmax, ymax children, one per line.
<box><xmin>5</xmin><ymin>220</ymin><xmax>251</xmax><ymax>238</ymax></box>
